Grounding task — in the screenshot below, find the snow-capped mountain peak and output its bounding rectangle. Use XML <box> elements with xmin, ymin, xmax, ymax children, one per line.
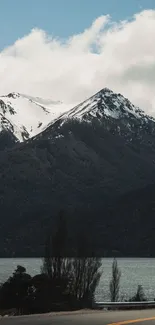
<box><xmin>60</xmin><ymin>87</ymin><xmax>153</xmax><ymax>122</ymax></box>
<box><xmin>0</xmin><ymin>92</ymin><xmax>71</xmax><ymax>142</ymax></box>
<box><xmin>40</xmin><ymin>88</ymin><xmax>155</xmax><ymax>147</ymax></box>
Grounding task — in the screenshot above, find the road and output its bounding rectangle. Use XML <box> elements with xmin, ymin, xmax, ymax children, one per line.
<box><xmin>1</xmin><ymin>309</ymin><xmax>155</xmax><ymax>325</ymax></box>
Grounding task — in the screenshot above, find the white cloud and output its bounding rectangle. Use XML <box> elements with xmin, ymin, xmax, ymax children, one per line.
<box><xmin>1</xmin><ymin>10</ymin><xmax>155</xmax><ymax>115</ymax></box>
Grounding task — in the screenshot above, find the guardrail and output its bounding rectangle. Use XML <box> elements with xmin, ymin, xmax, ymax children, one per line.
<box><xmin>93</xmin><ymin>301</ymin><xmax>155</xmax><ymax>310</ymax></box>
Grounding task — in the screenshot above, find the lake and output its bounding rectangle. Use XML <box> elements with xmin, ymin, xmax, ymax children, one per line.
<box><xmin>0</xmin><ymin>258</ymin><xmax>155</xmax><ymax>302</ymax></box>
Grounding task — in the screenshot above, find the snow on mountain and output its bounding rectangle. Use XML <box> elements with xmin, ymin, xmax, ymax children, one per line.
<box><xmin>1</xmin><ymin>88</ymin><xmax>154</xmax><ymax>144</ymax></box>
<box><xmin>38</xmin><ymin>87</ymin><xmax>155</xmax><ymax>148</ymax></box>
<box><xmin>0</xmin><ymin>92</ymin><xmax>72</xmax><ymax>142</ymax></box>
<box><xmin>58</xmin><ymin>88</ymin><xmax>155</xmax><ymax>123</ymax></box>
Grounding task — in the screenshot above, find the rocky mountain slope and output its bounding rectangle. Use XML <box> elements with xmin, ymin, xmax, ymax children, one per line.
<box><xmin>0</xmin><ymin>88</ymin><xmax>155</xmax><ymax>257</ymax></box>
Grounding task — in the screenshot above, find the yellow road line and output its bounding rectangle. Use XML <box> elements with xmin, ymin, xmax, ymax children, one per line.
<box><xmin>108</xmin><ymin>316</ymin><xmax>155</xmax><ymax>325</ymax></box>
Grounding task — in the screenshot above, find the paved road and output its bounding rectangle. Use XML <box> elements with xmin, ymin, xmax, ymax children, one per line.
<box><xmin>1</xmin><ymin>309</ymin><xmax>155</xmax><ymax>325</ymax></box>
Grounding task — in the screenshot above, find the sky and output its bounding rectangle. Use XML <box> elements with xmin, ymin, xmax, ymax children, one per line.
<box><xmin>0</xmin><ymin>0</ymin><xmax>154</xmax><ymax>49</ymax></box>
<box><xmin>1</xmin><ymin>0</ymin><xmax>155</xmax><ymax>115</ymax></box>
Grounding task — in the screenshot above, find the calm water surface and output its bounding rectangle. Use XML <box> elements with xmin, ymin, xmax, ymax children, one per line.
<box><xmin>0</xmin><ymin>258</ymin><xmax>155</xmax><ymax>301</ymax></box>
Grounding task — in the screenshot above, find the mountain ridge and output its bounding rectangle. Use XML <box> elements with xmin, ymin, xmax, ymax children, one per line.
<box><xmin>1</xmin><ymin>87</ymin><xmax>155</xmax><ymax>145</ymax></box>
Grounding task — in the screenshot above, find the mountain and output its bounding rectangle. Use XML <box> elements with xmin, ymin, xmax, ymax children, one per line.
<box><xmin>42</xmin><ymin>87</ymin><xmax>155</xmax><ymax>144</ymax></box>
<box><xmin>0</xmin><ymin>88</ymin><xmax>155</xmax><ymax>257</ymax></box>
<box><xmin>56</xmin><ymin>87</ymin><xmax>152</xmax><ymax>121</ymax></box>
<box><xmin>0</xmin><ymin>92</ymin><xmax>71</xmax><ymax>144</ymax></box>
<box><xmin>96</xmin><ymin>182</ymin><xmax>155</xmax><ymax>257</ymax></box>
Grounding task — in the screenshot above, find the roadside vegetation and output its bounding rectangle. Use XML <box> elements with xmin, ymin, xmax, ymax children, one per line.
<box><xmin>0</xmin><ymin>212</ymin><xmax>148</xmax><ymax>316</ymax></box>
<box><xmin>0</xmin><ymin>212</ymin><xmax>102</xmax><ymax>315</ymax></box>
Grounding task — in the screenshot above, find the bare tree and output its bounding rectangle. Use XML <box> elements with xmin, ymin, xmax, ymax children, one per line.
<box><xmin>109</xmin><ymin>258</ymin><xmax>121</xmax><ymax>302</ymax></box>
<box><xmin>42</xmin><ymin>210</ymin><xmax>102</xmax><ymax>308</ymax></box>
<box><xmin>70</xmin><ymin>257</ymin><xmax>102</xmax><ymax>307</ymax></box>
<box><xmin>42</xmin><ymin>210</ymin><xmax>71</xmax><ymax>280</ymax></box>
